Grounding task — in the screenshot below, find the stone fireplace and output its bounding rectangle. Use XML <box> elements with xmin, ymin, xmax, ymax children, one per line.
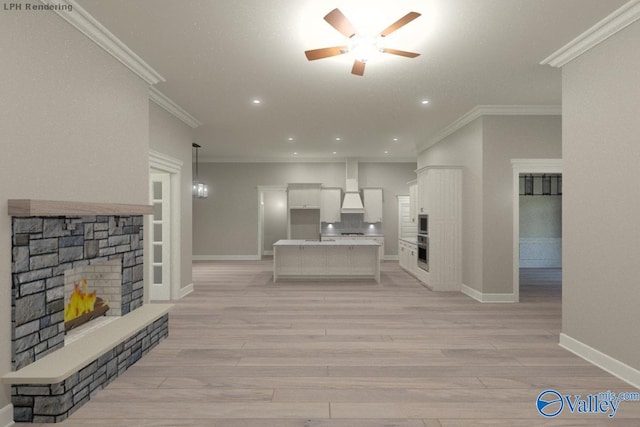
<box><xmin>11</xmin><ymin>214</ymin><xmax>145</xmax><ymax>370</ymax></box>
<box><xmin>3</xmin><ymin>200</ymin><xmax>172</xmax><ymax>423</ymax></box>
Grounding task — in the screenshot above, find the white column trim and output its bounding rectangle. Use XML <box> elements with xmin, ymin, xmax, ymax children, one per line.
<box><xmin>541</xmin><ymin>0</ymin><xmax>640</xmax><ymax>67</ymax></box>
<box><xmin>462</xmin><ymin>284</ymin><xmax>516</xmax><ymax>303</ymax></box>
<box><xmin>149</xmin><ymin>87</ymin><xmax>202</xmax><ymax>129</ymax></box>
<box><xmin>560</xmin><ymin>333</ymin><xmax>640</xmax><ymax>389</ymax></box>
<box><xmin>0</xmin><ymin>403</ymin><xmax>15</xmax><ymax>427</ymax></box>
<box><xmin>39</xmin><ymin>0</ymin><xmax>164</xmax><ymax>85</ymax></box>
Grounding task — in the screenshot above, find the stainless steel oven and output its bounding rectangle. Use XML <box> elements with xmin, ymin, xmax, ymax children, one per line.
<box><xmin>418</xmin><ymin>214</ymin><xmax>428</xmax><ymax>235</ymax></box>
<box><xmin>417</xmin><ymin>234</ymin><xmax>429</xmax><ymax>271</ymax></box>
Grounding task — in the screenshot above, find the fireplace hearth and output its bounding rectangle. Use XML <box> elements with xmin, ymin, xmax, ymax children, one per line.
<box><xmin>5</xmin><ymin>199</ymin><xmax>171</xmax><ymax>423</ymax></box>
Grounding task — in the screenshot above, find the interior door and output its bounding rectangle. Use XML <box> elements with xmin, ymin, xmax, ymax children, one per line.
<box><xmin>149</xmin><ymin>172</ymin><xmax>171</xmax><ymax>300</ymax></box>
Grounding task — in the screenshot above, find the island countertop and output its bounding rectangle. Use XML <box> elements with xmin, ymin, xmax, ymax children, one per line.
<box><xmin>273</xmin><ymin>239</ymin><xmax>380</xmax><ymax>247</ymax></box>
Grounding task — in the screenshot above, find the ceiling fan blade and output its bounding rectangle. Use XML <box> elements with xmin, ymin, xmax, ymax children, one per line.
<box><xmin>379</xmin><ymin>12</ymin><xmax>421</xmax><ymax>37</ymax></box>
<box><xmin>324</xmin><ymin>8</ymin><xmax>358</xmax><ymax>38</ymax></box>
<box><xmin>382</xmin><ymin>48</ymin><xmax>421</xmax><ymax>58</ymax></box>
<box><xmin>305</xmin><ymin>46</ymin><xmax>348</xmax><ymax>61</ymax></box>
<box><xmin>351</xmin><ymin>60</ymin><xmax>366</xmax><ymax>76</ymax></box>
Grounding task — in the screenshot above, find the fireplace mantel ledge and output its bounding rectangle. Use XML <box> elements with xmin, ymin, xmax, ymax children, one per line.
<box><xmin>8</xmin><ymin>199</ymin><xmax>153</xmax><ymax>216</ymax></box>
<box><xmin>1</xmin><ymin>304</ymin><xmax>172</xmax><ymax>384</ymax></box>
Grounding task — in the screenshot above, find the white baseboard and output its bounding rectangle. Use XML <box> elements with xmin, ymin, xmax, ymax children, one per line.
<box><xmin>559</xmin><ymin>333</ymin><xmax>640</xmax><ymax>389</ymax></box>
<box><xmin>192</xmin><ymin>255</ymin><xmax>261</xmax><ymax>261</ymax></box>
<box><xmin>177</xmin><ymin>283</ymin><xmax>194</xmax><ymax>299</ymax></box>
<box><xmin>384</xmin><ymin>255</ymin><xmax>399</xmax><ymax>261</ymax></box>
<box><xmin>461</xmin><ymin>284</ymin><xmax>516</xmax><ymax>303</ymax></box>
<box><xmin>263</xmin><ymin>250</ymin><xmax>273</xmax><ymax>256</ymax></box>
<box><xmin>1</xmin><ymin>403</ymin><xmax>15</xmax><ymax>427</ymax></box>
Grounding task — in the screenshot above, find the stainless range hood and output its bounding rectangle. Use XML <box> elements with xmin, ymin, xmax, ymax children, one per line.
<box><xmin>341</xmin><ymin>159</ymin><xmax>365</xmax><ymax>214</ymax></box>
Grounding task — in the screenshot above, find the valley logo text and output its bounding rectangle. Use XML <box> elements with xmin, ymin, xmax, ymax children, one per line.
<box><xmin>537</xmin><ymin>389</ymin><xmax>640</xmax><ymax>418</ymax></box>
<box><xmin>3</xmin><ymin>3</ymin><xmax>72</xmax><ymax>12</ymax></box>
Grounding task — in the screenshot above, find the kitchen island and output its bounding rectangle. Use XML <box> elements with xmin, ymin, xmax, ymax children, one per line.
<box><xmin>273</xmin><ymin>239</ymin><xmax>381</xmax><ymax>283</ymax></box>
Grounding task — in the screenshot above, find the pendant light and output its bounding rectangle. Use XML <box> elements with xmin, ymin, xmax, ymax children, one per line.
<box><xmin>192</xmin><ymin>143</ymin><xmax>209</xmax><ymax>199</ymax></box>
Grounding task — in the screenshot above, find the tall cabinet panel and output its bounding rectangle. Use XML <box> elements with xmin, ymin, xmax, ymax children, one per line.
<box><xmin>320</xmin><ymin>187</ymin><xmax>342</xmax><ymax>223</ymax></box>
<box><xmin>362</xmin><ymin>188</ymin><xmax>383</xmax><ymax>223</ymax></box>
<box><xmin>416</xmin><ymin>167</ymin><xmax>462</xmax><ymax>291</ymax></box>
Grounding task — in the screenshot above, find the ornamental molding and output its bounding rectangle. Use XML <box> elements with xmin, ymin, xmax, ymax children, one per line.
<box><xmin>40</xmin><ymin>0</ymin><xmax>165</xmax><ymax>85</ymax></box>
<box><xmin>417</xmin><ymin>105</ymin><xmax>561</xmax><ymax>153</ymax></box>
<box><xmin>541</xmin><ymin>0</ymin><xmax>640</xmax><ymax>67</ymax></box>
<box><xmin>149</xmin><ymin>87</ymin><xmax>202</xmax><ymax>129</ymax></box>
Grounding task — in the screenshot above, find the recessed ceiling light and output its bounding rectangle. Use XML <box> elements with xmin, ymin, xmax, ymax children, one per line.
<box><xmin>293</xmin><ymin>152</ymin><xmax>298</xmax><ymax>155</ymax></box>
<box><xmin>392</xmin><ymin>137</ymin><xmax>399</xmax><ymax>142</ymax></box>
<box><xmin>335</xmin><ymin>137</ymin><xmax>341</xmax><ymax>141</ymax></box>
<box><xmin>252</xmin><ymin>99</ymin><xmax>261</xmax><ymax>104</ymax></box>
<box><xmin>288</xmin><ymin>137</ymin><xmax>294</xmax><ymax>142</ymax></box>
<box><xmin>332</xmin><ymin>151</ymin><xmax>337</xmax><ymax>155</ymax></box>
<box><xmin>421</xmin><ymin>100</ymin><xmax>430</xmax><ymax>105</ymax></box>
<box><xmin>384</xmin><ymin>151</ymin><xmax>389</xmax><ymax>154</ymax></box>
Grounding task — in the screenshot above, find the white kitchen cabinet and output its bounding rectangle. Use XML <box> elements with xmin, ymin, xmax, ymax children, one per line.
<box><xmin>417</xmin><ymin>171</ymin><xmax>429</xmax><ymax>215</ymax></box>
<box><xmin>399</xmin><ymin>239</ymin><xmax>418</xmax><ymax>277</ymax></box>
<box><xmin>273</xmin><ymin>240</ymin><xmax>380</xmax><ymax>282</ymax></box>
<box><xmin>415</xmin><ymin>167</ymin><xmax>462</xmax><ymax>291</ymax></box>
<box><xmin>408</xmin><ymin>180</ymin><xmax>418</xmax><ymax>224</ymax></box>
<box><xmin>288</xmin><ymin>183</ymin><xmax>322</xmax><ymax>209</ymax></box>
<box><xmin>362</xmin><ymin>188</ymin><xmax>383</xmax><ymax>223</ymax></box>
<box><xmin>320</xmin><ymin>187</ymin><xmax>342</xmax><ymax>223</ymax></box>
<box><xmin>336</xmin><ymin>235</ymin><xmax>384</xmax><ymax>260</ymax></box>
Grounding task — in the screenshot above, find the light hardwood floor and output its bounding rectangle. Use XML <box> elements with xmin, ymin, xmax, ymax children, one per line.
<box><xmin>24</xmin><ymin>262</ymin><xmax>640</xmax><ymax>426</ymax></box>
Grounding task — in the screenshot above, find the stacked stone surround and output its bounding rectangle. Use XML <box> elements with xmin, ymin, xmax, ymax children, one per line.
<box><xmin>11</xmin><ymin>215</ymin><xmax>145</xmax><ymax>370</ymax></box>
<box><xmin>11</xmin><ymin>315</ymin><xmax>169</xmax><ymax>423</ymax></box>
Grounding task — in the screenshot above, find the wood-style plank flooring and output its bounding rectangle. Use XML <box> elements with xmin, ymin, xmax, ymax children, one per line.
<box><xmin>25</xmin><ymin>262</ymin><xmax>640</xmax><ymax>426</ymax></box>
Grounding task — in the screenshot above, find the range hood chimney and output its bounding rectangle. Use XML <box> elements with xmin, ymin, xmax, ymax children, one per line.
<box><xmin>341</xmin><ymin>159</ymin><xmax>365</xmax><ymax>214</ymax></box>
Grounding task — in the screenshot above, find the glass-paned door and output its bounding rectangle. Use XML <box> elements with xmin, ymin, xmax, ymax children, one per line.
<box><xmin>149</xmin><ymin>172</ymin><xmax>171</xmax><ymax>300</ymax></box>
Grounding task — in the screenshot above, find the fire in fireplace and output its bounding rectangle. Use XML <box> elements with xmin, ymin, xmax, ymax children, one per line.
<box><xmin>64</xmin><ymin>279</ymin><xmax>110</xmax><ymax>332</ymax></box>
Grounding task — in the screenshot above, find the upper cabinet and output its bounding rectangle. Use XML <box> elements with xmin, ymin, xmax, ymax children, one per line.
<box><xmin>320</xmin><ymin>187</ymin><xmax>342</xmax><ymax>223</ymax></box>
<box><xmin>408</xmin><ymin>179</ymin><xmax>417</xmax><ymax>224</ymax></box>
<box><xmin>288</xmin><ymin>183</ymin><xmax>321</xmax><ymax>209</ymax></box>
<box><xmin>362</xmin><ymin>188</ymin><xmax>383</xmax><ymax>223</ymax></box>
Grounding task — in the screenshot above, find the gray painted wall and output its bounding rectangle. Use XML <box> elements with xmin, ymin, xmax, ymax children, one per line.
<box><xmin>192</xmin><ymin>162</ymin><xmax>416</xmax><ymax>257</ymax></box>
<box><xmin>418</xmin><ymin>115</ymin><xmax>561</xmax><ymax>294</ymax></box>
<box><xmin>149</xmin><ymin>103</ymin><xmax>194</xmax><ymax>292</ymax></box>
<box><xmin>562</xmin><ymin>20</ymin><xmax>640</xmax><ymax>370</ymax></box>
<box><xmin>0</xmin><ymin>11</ymin><xmax>149</xmax><ymax>413</ymax></box>
<box><xmin>482</xmin><ymin>116</ymin><xmax>562</xmax><ymax>293</ymax></box>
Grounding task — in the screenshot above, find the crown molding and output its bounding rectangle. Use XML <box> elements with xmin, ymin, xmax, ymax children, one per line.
<box><xmin>199</xmin><ymin>156</ymin><xmax>417</xmax><ymax>164</ymax></box>
<box><xmin>541</xmin><ymin>0</ymin><xmax>640</xmax><ymax>67</ymax></box>
<box><xmin>40</xmin><ymin>0</ymin><xmax>165</xmax><ymax>85</ymax></box>
<box><xmin>417</xmin><ymin>105</ymin><xmax>561</xmax><ymax>153</ymax></box>
<box><xmin>149</xmin><ymin>87</ymin><xmax>202</xmax><ymax>129</ymax></box>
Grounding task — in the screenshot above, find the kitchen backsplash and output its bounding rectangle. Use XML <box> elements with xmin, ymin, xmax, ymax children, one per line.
<box><xmin>321</xmin><ymin>214</ymin><xmax>382</xmax><ymax>236</ymax></box>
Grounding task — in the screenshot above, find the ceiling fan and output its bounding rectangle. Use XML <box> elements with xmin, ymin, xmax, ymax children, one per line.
<box><xmin>304</xmin><ymin>8</ymin><xmax>421</xmax><ymax>76</ymax></box>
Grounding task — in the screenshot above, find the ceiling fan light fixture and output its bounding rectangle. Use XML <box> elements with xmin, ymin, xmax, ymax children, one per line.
<box><xmin>348</xmin><ymin>35</ymin><xmax>381</xmax><ymax>62</ymax></box>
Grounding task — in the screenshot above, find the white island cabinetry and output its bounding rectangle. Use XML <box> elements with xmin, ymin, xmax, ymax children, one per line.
<box><xmin>273</xmin><ymin>240</ymin><xmax>380</xmax><ymax>283</ymax></box>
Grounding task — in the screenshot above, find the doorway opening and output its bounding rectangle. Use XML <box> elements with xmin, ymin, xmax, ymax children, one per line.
<box><xmin>258</xmin><ymin>186</ymin><xmax>288</xmax><ymax>259</ymax></box>
<box><xmin>511</xmin><ymin>159</ymin><xmax>562</xmax><ymax>302</ymax></box>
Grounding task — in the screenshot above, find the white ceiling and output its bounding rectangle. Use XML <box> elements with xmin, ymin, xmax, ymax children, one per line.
<box><xmin>77</xmin><ymin>0</ymin><xmax>626</xmax><ymax>162</ymax></box>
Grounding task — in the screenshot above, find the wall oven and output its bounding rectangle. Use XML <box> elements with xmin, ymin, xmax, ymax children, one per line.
<box><xmin>417</xmin><ymin>234</ymin><xmax>429</xmax><ymax>271</ymax></box>
<box><xmin>418</xmin><ymin>214</ymin><xmax>428</xmax><ymax>235</ymax></box>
